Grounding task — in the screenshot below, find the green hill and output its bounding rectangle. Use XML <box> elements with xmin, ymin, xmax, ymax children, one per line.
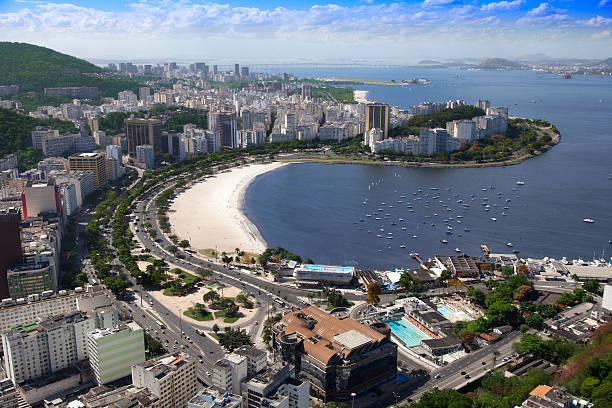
<box><xmin>477</xmin><ymin>58</ymin><xmax>524</xmax><ymax>70</ymax></box>
<box><xmin>598</xmin><ymin>57</ymin><xmax>612</xmax><ymax>67</ymax></box>
<box><xmin>0</xmin><ymin>108</ymin><xmax>78</xmax><ymax>171</ymax></box>
<box><xmin>0</xmin><ymin>42</ymin><xmax>140</xmax><ymax>100</ymax></box>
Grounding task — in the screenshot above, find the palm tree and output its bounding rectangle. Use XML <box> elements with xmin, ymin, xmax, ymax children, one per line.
<box><xmin>493</xmin><ymin>350</ymin><xmax>501</xmax><ymax>366</ymax></box>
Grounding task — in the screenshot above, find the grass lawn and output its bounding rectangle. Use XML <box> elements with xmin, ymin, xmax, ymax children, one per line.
<box><xmin>214</xmin><ymin>311</ymin><xmax>226</xmax><ymax>318</ymax></box>
<box><xmin>183</xmin><ymin>308</ymin><xmax>213</xmax><ymax>321</ymax></box>
<box><xmin>223</xmin><ymin>316</ymin><xmax>239</xmax><ymax>323</ymax></box>
<box><xmin>199</xmin><ymin>248</ymin><xmax>219</xmax><ymax>258</ymax></box>
<box><xmin>208</xmin><ymin>332</ymin><xmax>219</xmax><ymax>341</ymax></box>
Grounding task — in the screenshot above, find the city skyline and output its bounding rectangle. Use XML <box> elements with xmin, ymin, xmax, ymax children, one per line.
<box><xmin>0</xmin><ymin>0</ymin><xmax>611</xmax><ymax>62</ymax></box>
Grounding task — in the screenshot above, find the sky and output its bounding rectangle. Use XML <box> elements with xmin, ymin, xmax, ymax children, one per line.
<box><xmin>0</xmin><ymin>0</ymin><xmax>611</xmax><ymax>63</ymax></box>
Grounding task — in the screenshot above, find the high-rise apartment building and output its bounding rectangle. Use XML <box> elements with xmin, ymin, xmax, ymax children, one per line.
<box><xmin>234</xmin><ymin>64</ymin><xmax>240</xmax><ymax>77</ymax></box>
<box><xmin>2</xmin><ymin>312</ymin><xmax>95</xmax><ymax>383</ymax></box>
<box><xmin>7</xmin><ymin>263</ymin><xmax>53</xmax><ymax>299</ymax></box>
<box><xmin>365</xmin><ymin>103</ymin><xmax>390</xmax><ymax>139</ymax></box>
<box><xmin>131</xmin><ymin>353</ymin><xmax>198</xmax><ymax>408</ymax></box>
<box><xmin>212</xmin><ymin>353</ymin><xmax>247</xmax><ymax>394</ymax></box>
<box><xmin>136</xmin><ymin>145</ymin><xmax>155</xmax><ymax>169</ymax></box>
<box><xmin>125</xmin><ymin>118</ymin><xmax>162</xmax><ymax>158</ymax></box>
<box><xmin>301</xmin><ymin>83</ymin><xmax>312</xmax><ymax>100</ymax></box>
<box><xmin>0</xmin><ymin>378</ymin><xmax>19</xmax><ymax>408</ymax></box>
<box><xmin>88</xmin><ymin>322</ymin><xmax>145</xmax><ymax>385</ymax></box>
<box><xmin>31</xmin><ymin>127</ymin><xmax>59</xmax><ymax>150</ymax></box>
<box><xmin>67</xmin><ymin>152</ymin><xmax>108</xmax><ymax>189</ymax></box>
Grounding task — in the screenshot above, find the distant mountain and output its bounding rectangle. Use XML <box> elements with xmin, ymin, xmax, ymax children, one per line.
<box><xmin>417</xmin><ymin>60</ymin><xmax>443</xmax><ymax>65</ymax></box>
<box><xmin>598</xmin><ymin>57</ymin><xmax>612</xmax><ymax>67</ymax></box>
<box><xmin>0</xmin><ymin>42</ymin><xmax>139</xmax><ymax>97</ymax></box>
<box><xmin>476</xmin><ymin>58</ymin><xmax>524</xmax><ymax>70</ymax></box>
<box><xmin>515</xmin><ymin>53</ymin><xmax>556</xmax><ymax>63</ymax></box>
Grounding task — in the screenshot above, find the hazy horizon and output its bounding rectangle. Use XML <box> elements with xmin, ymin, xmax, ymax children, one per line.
<box><xmin>1</xmin><ymin>0</ymin><xmax>611</xmax><ymax>62</ymax></box>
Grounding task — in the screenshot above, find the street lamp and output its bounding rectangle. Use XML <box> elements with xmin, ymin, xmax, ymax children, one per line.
<box><xmin>351</xmin><ymin>392</ymin><xmax>356</xmax><ymax>408</ymax></box>
<box><xmin>178</xmin><ymin>308</ymin><xmax>182</xmax><ymax>338</ymax></box>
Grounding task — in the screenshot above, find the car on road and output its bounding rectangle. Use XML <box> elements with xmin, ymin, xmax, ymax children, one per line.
<box><xmin>464</xmin><ymin>374</ymin><xmax>470</xmax><ymax>379</ymax></box>
<box><xmin>481</xmin><ymin>361</ymin><xmax>486</xmax><ymax>365</ymax></box>
<box><xmin>206</xmin><ymin>372</ymin><xmax>211</xmax><ymax>377</ymax></box>
<box><xmin>460</xmin><ymin>371</ymin><xmax>466</xmax><ymax>375</ymax></box>
<box><xmin>198</xmin><ymin>358</ymin><xmax>203</xmax><ymax>363</ymax></box>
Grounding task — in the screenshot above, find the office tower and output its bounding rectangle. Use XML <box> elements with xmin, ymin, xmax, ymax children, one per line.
<box><xmin>131</xmin><ymin>353</ymin><xmax>198</xmax><ymax>408</ymax></box>
<box><xmin>241</xmin><ymin>66</ymin><xmax>249</xmax><ymax>77</ymax></box>
<box><xmin>365</xmin><ymin>103</ymin><xmax>390</xmax><ymax>139</ymax></box>
<box><xmin>213</xmin><ymin>65</ymin><xmax>218</xmax><ymax>75</ymax></box>
<box><xmin>67</xmin><ymin>152</ymin><xmax>108</xmax><ymax>189</ymax></box>
<box><xmin>301</xmin><ymin>83</ymin><xmax>312</xmax><ymax>99</ymax></box>
<box><xmin>0</xmin><ymin>208</ymin><xmax>22</xmax><ymax>300</ymax></box>
<box><xmin>234</xmin><ymin>63</ymin><xmax>240</xmax><ymax>77</ymax></box>
<box><xmin>125</xmin><ymin>118</ymin><xmax>162</xmax><ymax>158</ymax></box>
<box><xmin>210</xmin><ymin>111</ymin><xmax>237</xmax><ymax>150</ymax></box>
<box><xmin>7</xmin><ymin>263</ymin><xmax>53</xmax><ymax>299</ymax></box>
<box><xmin>136</xmin><ymin>145</ymin><xmax>155</xmax><ymax>169</ymax></box>
<box><xmin>88</xmin><ymin>322</ymin><xmax>145</xmax><ymax>385</ymax></box>
<box><xmin>2</xmin><ymin>312</ymin><xmax>95</xmax><ymax>382</ymax></box>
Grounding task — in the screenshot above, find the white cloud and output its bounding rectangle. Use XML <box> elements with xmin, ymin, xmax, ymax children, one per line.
<box><xmin>583</xmin><ymin>15</ymin><xmax>612</xmax><ymax>26</ymax></box>
<box><xmin>526</xmin><ymin>3</ymin><xmax>563</xmax><ymax>17</ymax></box>
<box><xmin>591</xmin><ymin>30</ymin><xmax>611</xmax><ymax>39</ymax></box>
<box><xmin>481</xmin><ymin>0</ymin><xmax>525</xmax><ymax>12</ymax></box>
<box><xmin>598</xmin><ymin>0</ymin><xmax>611</xmax><ymax>7</ymax></box>
<box><xmin>421</xmin><ymin>0</ymin><xmax>457</xmax><ymax>8</ymax></box>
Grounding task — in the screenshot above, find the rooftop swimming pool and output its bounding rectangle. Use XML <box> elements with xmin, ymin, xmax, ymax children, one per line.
<box><xmin>437</xmin><ymin>306</ymin><xmax>451</xmax><ymax>315</ymax></box>
<box><xmin>386</xmin><ymin>318</ymin><xmax>431</xmax><ymax>347</ymax></box>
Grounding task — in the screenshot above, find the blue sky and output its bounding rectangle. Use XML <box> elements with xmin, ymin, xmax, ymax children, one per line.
<box><xmin>0</xmin><ymin>1</ymin><xmax>611</xmax><ymax>62</ymax></box>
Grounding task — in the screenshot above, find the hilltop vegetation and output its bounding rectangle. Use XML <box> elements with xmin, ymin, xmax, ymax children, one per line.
<box><xmin>477</xmin><ymin>58</ymin><xmax>524</xmax><ymax>70</ymax></box>
<box><xmin>0</xmin><ymin>42</ymin><xmax>140</xmax><ymax>99</ymax></box>
<box><xmin>389</xmin><ymin>106</ymin><xmax>485</xmax><ymax>138</ymax></box>
<box><xmin>0</xmin><ymin>108</ymin><xmax>78</xmax><ymax>170</ymax></box>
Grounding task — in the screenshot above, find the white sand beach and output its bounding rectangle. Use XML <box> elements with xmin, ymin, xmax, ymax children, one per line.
<box><xmin>168</xmin><ymin>162</ymin><xmax>286</xmax><ymax>254</ymax></box>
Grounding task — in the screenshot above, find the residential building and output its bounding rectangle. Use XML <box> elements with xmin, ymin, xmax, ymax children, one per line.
<box><xmin>0</xmin><ymin>154</ymin><xmax>18</xmax><ymax>171</ymax></box>
<box><xmin>519</xmin><ymin>385</ymin><xmax>592</xmax><ymax>408</ymax></box>
<box><xmin>139</xmin><ymin>87</ymin><xmax>151</xmax><ymax>101</ymax></box>
<box><xmin>67</xmin><ymin>152</ymin><xmax>108</xmax><ymax>189</ymax></box>
<box><xmin>446</xmin><ymin>119</ymin><xmax>476</xmax><ymax>142</ymax></box>
<box><xmin>52</xmin><ymin>170</ymin><xmax>95</xmax><ymax>207</ymax></box>
<box><xmin>135</xmin><ymin>145</ymin><xmax>155</xmax><ymax>169</ymax></box>
<box><xmin>2</xmin><ymin>312</ymin><xmax>95</xmax><ymax>383</ymax></box>
<box><xmin>475</xmin><ymin>99</ymin><xmax>491</xmax><ymax>111</ymax></box>
<box><xmin>31</xmin><ymin>128</ymin><xmax>59</xmax><ymax>150</ymax></box>
<box><xmin>125</xmin><ymin>118</ymin><xmax>162</xmax><ymax>158</ymax></box>
<box><xmin>106</xmin><ymin>158</ymin><xmax>125</xmax><ymax>181</ymax></box>
<box><xmin>233</xmin><ymin>346</ymin><xmax>267</xmax><ymax>377</ymax></box>
<box><xmin>364</xmin><ymin>128</ymin><xmax>383</xmax><ymax>148</ymax></box>
<box><xmin>212</xmin><ymin>353</ymin><xmax>247</xmax><ymax>394</ymax></box>
<box><xmin>58</xmin><ymin>181</ymin><xmax>78</xmax><ymax>216</ymax></box>
<box><xmin>74</xmin><ymin>136</ymin><xmax>96</xmax><ymax>153</ymax></box>
<box><xmin>188</xmin><ymin>387</ymin><xmax>242</xmax><ymax>408</ymax></box>
<box><xmin>273</xmin><ymin>306</ymin><xmax>397</xmax><ymax>400</ymax></box>
<box><xmin>37</xmin><ymin>157</ymin><xmax>68</xmax><ymax>173</ymax></box>
<box><xmin>365</xmin><ymin>103</ymin><xmax>389</xmax><ymax>139</ymax></box>
<box><xmin>301</xmin><ymin>83</ymin><xmax>312</xmax><ymax>100</ymax></box>
<box><xmin>131</xmin><ymin>353</ymin><xmax>198</xmax><ymax>408</ymax></box>
<box><xmin>243</xmin><ymin>364</ymin><xmax>309</xmax><ymax>408</ymax></box>
<box><xmin>105</xmin><ymin>145</ymin><xmax>122</xmax><ymax>161</ymax></box>
<box><xmin>0</xmin><ymin>208</ymin><xmax>22</xmax><ymax>300</ymax></box>
<box><xmin>88</xmin><ymin>322</ymin><xmax>145</xmax><ymax>385</ymax></box>
<box><xmin>21</xmin><ymin>180</ymin><xmax>60</xmax><ymax>218</ymax></box>
<box><xmin>292</xmin><ymin>264</ymin><xmax>354</xmax><ymax>285</ymax></box>
<box><xmin>42</xmin><ymin>134</ymin><xmax>76</xmax><ymax>157</ymax></box>
<box><xmin>0</xmin><ymin>287</ymin><xmax>108</xmax><ymax>337</ymax></box>
<box><xmin>0</xmin><ymin>378</ymin><xmax>19</xmax><ymax>408</ymax></box>
<box><xmin>0</xmin><ymin>85</ymin><xmax>19</xmax><ymax>96</ymax></box>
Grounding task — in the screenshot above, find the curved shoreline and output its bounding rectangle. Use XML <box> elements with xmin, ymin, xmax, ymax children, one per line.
<box><xmin>168</xmin><ymin>162</ymin><xmax>287</xmax><ymax>254</ymax></box>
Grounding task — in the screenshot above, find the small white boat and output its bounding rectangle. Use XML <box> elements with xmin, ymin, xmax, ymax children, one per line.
<box><xmin>516</xmin><ymin>180</ymin><xmax>525</xmax><ymax>185</ymax></box>
<box><xmin>491</xmin><ymin>217</ymin><xmax>497</xmax><ymax>221</ymax></box>
<box><xmin>441</xmin><ymin>239</ymin><xmax>448</xmax><ymax>244</ymax></box>
<box><xmin>412</xmin><ymin>235</ymin><xmax>418</xmax><ymax>238</ymax></box>
<box><xmin>400</xmin><ymin>245</ymin><xmax>406</xmax><ymax>249</ymax></box>
<box><xmin>506</xmin><ymin>242</ymin><xmax>513</xmax><ymax>247</ymax></box>
<box><xmin>584</xmin><ymin>218</ymin><xmax>595</xmax><ymax>223</ymax></box>
<box><xmin>454</xmin><ymin>248</ymin><xmax>461</xmax><ymax>253</ymax></box>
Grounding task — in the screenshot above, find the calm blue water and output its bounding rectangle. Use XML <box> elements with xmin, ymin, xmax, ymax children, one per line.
<box><xmin>437</xmin><ymin>306</ymin><xmax>451</xmax><ymax>315</ymax></box>
<box><xmin>243</xmin><ymin>68</ymin><xmax>612</xmax><ymax>269</ymax></box>
<box><xmin>385</xmin><ymin>319</ymin><xmax>431</xmax><ymax>347</ymax></box>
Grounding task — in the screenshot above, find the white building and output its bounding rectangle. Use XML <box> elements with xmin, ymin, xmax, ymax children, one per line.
<box><xmin>31</xmin><ymin>127</ymin><xmax>59</xmax><ymax>150</ymax></box>
<box><xmin>58</xmin><ymin>182</ymin><xmax>78</xmax><ymax>216</ymax></box>
<box><xmin>364</xmin><ymin>128</ymin><xmax>383</xmax><ymax>148</ymax></box>
<box><xmin>105</xmin><ymin>144</ymin><xmax>122</xmax><ymax>161</ymax></box>
<box><xmin>446</xmin><ymin>119</ymin><xmax>476</xmax><ymax>142</ymax></box>
<box><xmin>52</xmin><ymin>170</ymin><xmax>95</xmax><ymax>207</ymax></box>
<box><xmin>88</xmin><ymin>322</ymin><xmax>145</xmax><ymax>385</ymax></box>
<box><xmin>135</xmin><ymin>144</ymin><xmax>155</xmax><ymax>169</ymax></box>
<box><xmin>131</xmin><ymin>353</ymin><xmax>198</xmax><ymax>408</ymax></box>
<box><xmin>293</xmin><ymin>264</ymin><xmax>355</xmax><ymax>285</ymax></box>
<box><xmin>2</xmin><ymin>312</ymin><xmax>94</xmax><ymax>383</ymax></box>
<box><xmin>212</xmin><ymin>353</ymin><xmax>247</xmax><ymax>394</ymax></box>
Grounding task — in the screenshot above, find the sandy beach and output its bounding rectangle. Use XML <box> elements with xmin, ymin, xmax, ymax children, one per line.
<box><xmin>169</xmin><ymin>162</ymin><xmax>286</xmax><ymax>254</ymax></box>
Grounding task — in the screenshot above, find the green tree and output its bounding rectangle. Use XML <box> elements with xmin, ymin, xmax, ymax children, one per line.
<box><xmin>178</xmin><ymin>239</ymin><xmax>190</xmax><ymax>248</ymax></box>
<box><xmin>365</xmin><ymin>283</ymin><xmax>381</xmax><ymax>305</ymax></box>
<box><xmin>217</xmin><ymin>327</ymin><xmax>253</xmax><ymax>352</ymax></box>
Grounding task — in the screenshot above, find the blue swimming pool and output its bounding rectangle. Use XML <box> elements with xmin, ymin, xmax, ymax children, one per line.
<box><xmin>386</xmin><ymin>318</ymin><xmax>431</xmax><ymax>347</ymax></box>
<box><xmin>437</xmin><ymin>306</ymin><xmax>451</xmax><ymax>315</ymax></box>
